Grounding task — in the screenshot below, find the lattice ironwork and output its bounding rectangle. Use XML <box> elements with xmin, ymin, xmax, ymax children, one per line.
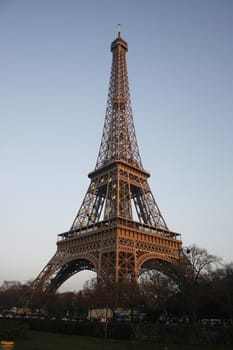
<box><xmin>95</xmin><ymin>34</ymin><xmax>143</xmax><ymax>170</ymax></box>
<box><xmin>32</xmin><ymin>30</ymin><xmax>183</xmax><ymax>292</ymax></box>
<box><xmin>69</xmin><ymin>31</ymin><xmax>168</xmax><ymax>231</ymax></box>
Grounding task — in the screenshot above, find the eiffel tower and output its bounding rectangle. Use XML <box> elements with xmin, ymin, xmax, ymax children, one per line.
<box><xmin>33</xmin><ymin>28</ymin><xmax>183</xmax><ymax>292</ymax></box>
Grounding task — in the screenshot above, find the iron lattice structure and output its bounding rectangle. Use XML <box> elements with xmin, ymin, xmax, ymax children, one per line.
<box><xmin>33</xmin><ymin>31</ymin><xmax>183</xmax><ymax>292</ymax></box>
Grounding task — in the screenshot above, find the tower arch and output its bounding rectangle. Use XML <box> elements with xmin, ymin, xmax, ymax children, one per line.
<box><xmin>137</xmin><ymin>252</ymin><xmax>178</xmax><ymax>274</ymax></box>
<box><xmin>32</xmin><ymin>253</ymin><xmax>98</xmax><ymax>292</ymax></box>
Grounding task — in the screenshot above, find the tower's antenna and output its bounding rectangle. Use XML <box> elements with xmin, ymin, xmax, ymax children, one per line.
<box><xmin>118</xmin><ymin>23</ymin><xmax>121</xmax><ymax>37</ymax></box>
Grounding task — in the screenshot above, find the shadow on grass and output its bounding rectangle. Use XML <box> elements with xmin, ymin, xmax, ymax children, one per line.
<box><xmin>14</xmin><ymin>330</ymin><xmax>231</xmax><ymax>350</ymax></box>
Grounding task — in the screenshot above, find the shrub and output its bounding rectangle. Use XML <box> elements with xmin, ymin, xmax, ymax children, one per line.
<box><xmin>0</xmin><ymin>319</ymin><xmax>28</xmax><ymax>341</ymax></box>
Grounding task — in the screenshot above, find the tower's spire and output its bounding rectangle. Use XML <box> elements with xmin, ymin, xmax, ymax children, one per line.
<box><xmin>95</xmin><ymin>29</ymin><xmax>143</xmax><ymax>170</ymax></box>
<box><xmin>118</xmin><ymin>23</ymin><xmax>121</xmax><ymax>38</ymax></box>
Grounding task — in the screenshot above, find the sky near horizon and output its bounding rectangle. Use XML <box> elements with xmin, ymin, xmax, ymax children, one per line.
<box><xmin>0</xmin><ymin>0</ymin><xmax>233</xmax><ymax>292</ymax></box>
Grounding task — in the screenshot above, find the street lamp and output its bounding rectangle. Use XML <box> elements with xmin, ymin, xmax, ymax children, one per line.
<box><xmin>178</xmin><ymin>246</ymin><xmax>191</xmax><ymax>323</ymax></box>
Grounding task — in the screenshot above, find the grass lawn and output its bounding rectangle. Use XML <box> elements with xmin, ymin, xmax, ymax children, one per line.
<box><xmin>13</xmin><ymin>331</ymin><xmax>231</xmax><ymax>350</ymax></box>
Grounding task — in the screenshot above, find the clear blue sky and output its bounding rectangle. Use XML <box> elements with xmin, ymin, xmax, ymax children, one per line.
<box><xmin>1</xmin><ymin>0</ymin><xmax>233</xmax><ymax>291</ymax></box>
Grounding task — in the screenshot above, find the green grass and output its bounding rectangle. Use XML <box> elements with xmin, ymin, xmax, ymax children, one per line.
<box><xmin>13</xmin><ymin>330</ymin><xmax>231</xmax><ymax>350</ymax></box>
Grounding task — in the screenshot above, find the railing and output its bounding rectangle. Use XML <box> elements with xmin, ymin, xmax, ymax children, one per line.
<box><xmin>57</xmin><ymin>217</ymin><xmax>181</xmax><ymax>241</ymax></box>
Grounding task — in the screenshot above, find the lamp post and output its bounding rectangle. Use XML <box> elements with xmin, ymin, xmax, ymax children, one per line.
<box><xmin>178</xmin><ymin>246</ymin><xmax>191</xmax><ymax>322</ymax></box>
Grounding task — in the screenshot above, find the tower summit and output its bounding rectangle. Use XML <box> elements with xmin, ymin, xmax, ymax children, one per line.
<box><xmin>33</xmin><ymin>31</ymin><xmax>182</xmax><ymax>292</ymax></box>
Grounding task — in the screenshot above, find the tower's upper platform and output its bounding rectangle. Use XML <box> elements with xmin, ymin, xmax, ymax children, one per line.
<box><xmin>111</xmin><ymin>35</ymin><xmax>128</xmax><ymax>52</ymax></box>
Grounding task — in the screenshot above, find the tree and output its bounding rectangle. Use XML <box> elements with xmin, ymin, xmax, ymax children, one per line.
<box><xmin>140</xmin><ymin>270</ymin><xmax>177</xmax><ymax>322</ymax></box>
<box><xmin>0</xmin><ymin>281</ymin><xmax>29</xmax><ymax>311</ymax></box>
<box><xmin>118</xmin><ymin>279</ymin><xmax>142</xmax><ymax>321</ymax></box>
<box><xmin>179</xmin><ymin>244</ymin><xmax>222</xmax><ymax>323</ymax></box>
<box><xmin>210</xmin><ymin>262</ymin><xmax>233</xmax><ymax>320</ymax></box>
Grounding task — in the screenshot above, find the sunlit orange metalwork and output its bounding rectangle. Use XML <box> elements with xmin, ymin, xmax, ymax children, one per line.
<box><xmin>33</xmin><ymin>32</ymin><xmax>183</xmax><ymax>292</ymax></box>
